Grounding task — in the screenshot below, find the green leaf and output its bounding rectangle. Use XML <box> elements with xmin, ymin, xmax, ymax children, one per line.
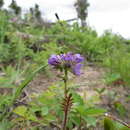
<box><xmin>104</xmin><ymin>118</ymin><xmax>130</xmax><ymax>130</ymax></box>
<box><xmin>41</xmin><ymin>107</ymin><xmax>49</xmax><ymax>116</ymax></box>
<box><xmin>72</xmin><ymin>92</ymin><xmax>84</xmax><ymax>105</ymax></box>
<box><xmin>67</xmin><ymin>120</ymin><xmax>73</xmax><ymax>129</ymax></box>
<box><xmin>83</xmin><ymin>116</ymin><xmax>97</xmax><ymax>127</ymax></box>
<box><xmin>105</xmin><ymin>73</ymin><xmax>120</xmax><ymax>85</ymax></box>
<box><xmin>13</xmin><ymin>106</ymin><xmax>27</xmax><ymax>116</ymax></box>
<box><xmin>104</xmin><ymin>118</ymin><xmax>117</xmax><ymax>130</ymax></box>
<box><xmin>13</xmin><ymin>106</ymin><xmax>37</xmax><ymax>121</ymax></box>
<box><xmin>45</xmin><ymin>114</ymin><xmax>57</xmax><ymax>122</ymax></box>
<box><xmin>114</xmin><ymin>102</ymin><xmax>127</xmax><ymax>117</ymax></box>
<box><xmin>95</xmin><ymin>88</ymin><xmax>106</xmax><ymax>94</ymax></box>
<box><xmin>13</xmin><ymin>64</ymin><xmax>48</xmax><ymax>101</ymax></box>
<box><xmin>71</xmin><ymin>115</ymin><xmax>81</xmax><ymax>126</ymax></box>
<box><xmin>76</xmin><ymin>105</ymin><xmax>87</xmax><ymax>116</ymax></box>
<box><xmin>85</xmin><ymin>108</ymin><xmax>106</xmax><ymax>116</ymax></box>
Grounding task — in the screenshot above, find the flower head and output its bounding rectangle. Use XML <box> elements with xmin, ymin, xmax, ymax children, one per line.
<box><xmin>48</xmin><ymin>52</ymin><xmax>84</xmax><ymax>75</ymax></box>
<box><xmin>48</xmin><ymin>54</ymin><xmax>61</xmax><ymax>66</ymax></box>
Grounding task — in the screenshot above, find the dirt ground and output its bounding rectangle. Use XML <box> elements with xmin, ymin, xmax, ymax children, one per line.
<box><xmin>28</xmin><ymin>66</ymin><xmax>105</xmax><ymax>93</ymax></box>
<box><xmin>28</xmin><ymin>65</ymin><xmax>130</xmax><ymax>124</ymax></box>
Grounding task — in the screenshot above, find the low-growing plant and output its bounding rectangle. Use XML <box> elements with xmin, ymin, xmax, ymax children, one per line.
<box><xmin>13</xmin><ymin>52</ymin><xmax>106</xmax><ymax>130</ymax></box>
<box><xmin>103</xmin><ymin>45</ymin><xmax>130</xmax><ymax>86</ymax></box>
<box><xmin>0</xmin><ymin>64</ymin><xmax>47</xmax><ymax>125</ymax></box>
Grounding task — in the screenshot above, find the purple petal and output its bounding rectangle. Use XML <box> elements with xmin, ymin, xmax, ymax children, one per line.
<box><xmin>74</xmin><ymin>54</ymin><xmax>84</xmax><ymax>63</ymax></box>
<box><xmin>48</xmin><ymin>54</ymin><xmax>61</xmax><ymax>66</ymax></box>
<box><xmin>61</xmin><ymin>52</ymin><xmax>73</xmax><ymax>61</ymax></box>
<box><xmin>48</xmin><ymin>53</ymin><xmax>84</xmax><ymax>76</ymax></box>
<box><xmin>72</xmin><ymin>63</ymin><xmax>83</xmax><ymax>75</ymax></box>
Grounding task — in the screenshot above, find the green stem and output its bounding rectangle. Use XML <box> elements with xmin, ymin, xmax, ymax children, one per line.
<box><xmin>64</xmin><ymin>68</ymin><xmax>68</xmax><ymax>97</ymax></box>
<box><xmin>63</xmin><ymin>68</ymin><xmax>68</xmax><ymax>130</ymax></box>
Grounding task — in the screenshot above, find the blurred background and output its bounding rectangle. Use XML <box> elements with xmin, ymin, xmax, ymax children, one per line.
<box><xmin>2</xmin><ymin>0</ymin><xmax>130</xmax><ymax>38</ymax></box>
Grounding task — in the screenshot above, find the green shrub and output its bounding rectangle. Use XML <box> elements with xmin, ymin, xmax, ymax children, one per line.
<box><xmin>103</xmin><ymin>45</ymin><xmax>130</xmax><ymax>86</ymax></box>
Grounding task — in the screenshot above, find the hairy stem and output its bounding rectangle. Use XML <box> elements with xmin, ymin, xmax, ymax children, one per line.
<box><xmin>63</xmin><ymin>107</ymin><xmax>68</xmax><ymax>130</ymax></box>
<box><xmin>64</xmin><ymin>68</ymin><xmax>68</xmax><ymax>97</ymax></box>
<box><xmin>62</xmin><ymin>94</ymin><xmax>72</xmax><ymax>130</ymax></box>
<box><xmin>63</xmin><ymin>68</ymin><xmax>68</xmax><ymax>130</ymax></box>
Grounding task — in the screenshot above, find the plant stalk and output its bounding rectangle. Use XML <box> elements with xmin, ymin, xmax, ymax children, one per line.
<box><xmin>63</xmin><ymin>107</ymin><xmax>68</xmax><ymax>130</ymax></box>
<box><xmin>64</xmin><ymin>68</ymin><xmax>68</xmax><ymax>97</ymax></box>
<box><xmin>63</xmin><ymin>68</ymin><xmax>68</xmax><ymax>130</ymax></box>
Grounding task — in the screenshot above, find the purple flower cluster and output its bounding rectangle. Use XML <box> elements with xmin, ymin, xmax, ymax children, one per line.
<box><xmin>48</xmin><ymin>52</ymin><xmax>84</xmax><ymax>75</ymax></box>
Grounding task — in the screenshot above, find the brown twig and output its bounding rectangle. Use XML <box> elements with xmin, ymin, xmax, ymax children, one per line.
<box><xmin>105</xmin><ymin>113</ymin><xmax>130</xmax><ymax>128</ymax></box>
